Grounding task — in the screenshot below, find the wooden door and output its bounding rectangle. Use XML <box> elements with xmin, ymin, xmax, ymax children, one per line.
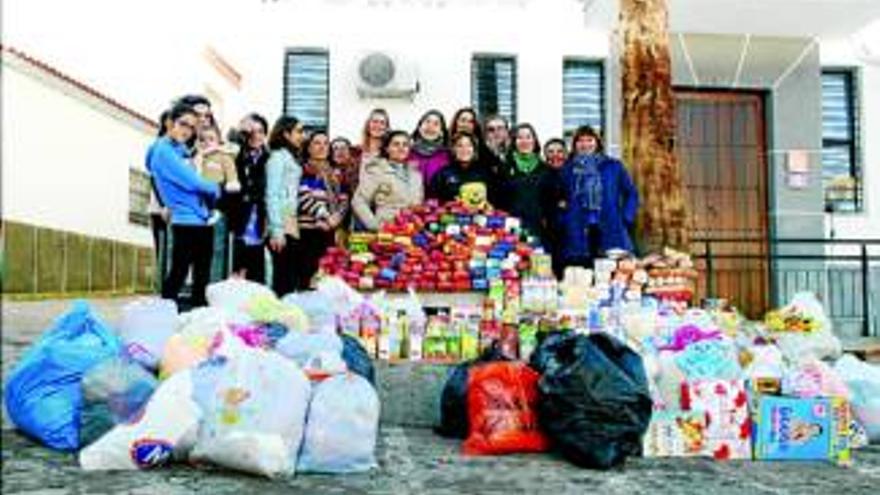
<box><xmin>675</xmin><ymin>90</ymin><xmax>770</xmax><ymax>317</ymax></box>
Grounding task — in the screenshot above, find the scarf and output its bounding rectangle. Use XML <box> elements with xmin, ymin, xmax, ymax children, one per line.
<box><xmin>412</xmin><ymin>135</ymin><xmax>445</xmax><ymax>156</ymax></box>
<box><xmin>572</xmin><ymin>154</ymin><xmax>603</xmax><ymax>213</ymax></box>
<box><xmin>513</xmin><ymin>152</ymin><xmax>540</xmax><ymax>175</ymax></box>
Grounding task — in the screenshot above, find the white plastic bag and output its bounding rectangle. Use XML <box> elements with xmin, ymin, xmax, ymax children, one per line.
<box><xmin>315</xmin><ymin>276</ymin><xmax>366</xmax><ymax>317</ymax></box>
<box><xmin>275</xmin><ymin>332</ymin><xmax>347</xmax><ymax>379</ymax></box>
<box><xmin>770</xmin><ymin>292</ymin><xmax>841</xmax><ymax>364</ymax></box>
<box><xmin>834</xmin><ymin>354</ymin><xmax>880</xmax><ymax>441</ymax></box>
<box><xmin>189</xmin><ymin>340</ymin><xmax>311</xmax><ymax>478</ymax></box>
<box><xmin>206</xmin><ymin>278</ymin><xmax>274</xmax><ymax>311</ymax></box>
<box><xmin>119</xmin><ymin>298</ymin><xmax>178</xmax><ymax>370</ymax></box>
<box><xmin>177</xmin><ymin>307</ymin><xmax>248</xmax><ymax>339</ymax></box>
<box><xmin>282</xmin><ymin>292</ymin><xmax>338</xmax><ymax>334</ymax></box>
<box><xmin>79</xmin><ymin>369</ymin><xmax>201</xmax><ymax>471</ymax></box>
<box><xmin>297</xmin><ymin>373</ymin><xmax>380</xmax><ymax>473</ymax></box>
<box><xmin>743</xmin><ymin>344</ymin><xmax>785</xmax><ymax>380</ymax></box>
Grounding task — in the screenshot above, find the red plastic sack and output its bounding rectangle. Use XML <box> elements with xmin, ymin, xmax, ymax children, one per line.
<box><xmin>462</xmin><ymin>362</ymin><xmax>549</xmax><ymax>455</ymax></box>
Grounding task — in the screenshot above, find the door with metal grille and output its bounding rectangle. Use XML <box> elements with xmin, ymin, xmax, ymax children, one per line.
<box><xmin>675</xmin><ymin>90</ymin><xmax>770</xmax><ymax>318</ymax></box>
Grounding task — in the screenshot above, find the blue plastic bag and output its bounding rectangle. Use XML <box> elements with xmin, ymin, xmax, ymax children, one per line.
<box><xmin>80</xmin><ymin>355</ymin><xmax>159</xmax><ymax>447</ymax></box>
<box><xmin>341</xmin><ymin>334</ymin><xmax>375</xmax><ymax>385</ymax></box>
<box><xmin>4</xmin><ymin>301</ymin><xmax>122</xmax><ymax>451</ymax></box>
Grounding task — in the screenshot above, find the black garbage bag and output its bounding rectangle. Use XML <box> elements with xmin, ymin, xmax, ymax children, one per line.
<box><xmin>537</xmin><ymin>333</ymin><xmax>652</xmax><ymax>469</ymax></box>
<box><xmin>341</xmin><ymin>333</ymin><xmax>376</xmax><ymax>385</ymax></box>
<box><xmin>528</xmin><ymin>330</ymin><xmax>572</xmax><ymax>375</ymax></box>
<box><xmin>434</xmin><ymin>343</ymin><xmax>510</xmax><ymax>439</ymax></box>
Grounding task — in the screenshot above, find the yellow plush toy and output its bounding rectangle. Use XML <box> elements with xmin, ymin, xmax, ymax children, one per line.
<box><xmin>458</xmin><ymin>182</ymin><xmax>490</xmax><ymax>211</ymax></box>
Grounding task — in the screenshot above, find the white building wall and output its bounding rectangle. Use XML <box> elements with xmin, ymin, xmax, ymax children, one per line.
<box><xmin>1</xmin><ymin>59</ymin><xmax>154</xmax><ymax>246</ymax></box>
<box><xmin>820</xmin><ymin>39</ymin><xmax>880</xmax><ymax>240</ymax></box>
<box><xmin>220</xmin><ymin>0</ymin><xmax>609</xmax><ymax>140</ymax></box>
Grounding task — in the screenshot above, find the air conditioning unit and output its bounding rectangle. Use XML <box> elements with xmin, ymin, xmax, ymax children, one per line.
<box><xmin>356</xmin><ymin>51</ymin><xmax>420</xmax><ymax>100</ymax></box>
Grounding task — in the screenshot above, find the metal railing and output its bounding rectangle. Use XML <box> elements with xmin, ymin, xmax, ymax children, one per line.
<box><xmin>691</xmin><ymin>237</ymin><xmax>880</xmax><ymax>338</ymax></box>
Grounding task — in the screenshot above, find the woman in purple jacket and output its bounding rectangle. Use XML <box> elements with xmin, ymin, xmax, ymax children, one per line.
<box><xmin>409</xmin><ymin>109</ymin><xmax>450</xmax><ymax>195</ymax></box>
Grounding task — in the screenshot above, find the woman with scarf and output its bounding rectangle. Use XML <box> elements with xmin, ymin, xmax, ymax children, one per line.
<box><xmin>409</xmin><ymin>109</ymin><xmax>451</xmax><ymax>195</ymax></box>
<box><xmin>430</xmin><ymin>132</ymin><xmax>497</xmax><ymax>206</ymax></box>
<box><xmin>559</xmin><ymin>125</ymin><xmax>639</xmax><ymax>270</ymax></box>
<box><xmin>293</xmin><ymin>131</ymin><xmax>349</xmax><ymax>290</ymax></box>
<box><xmin>499</xmin><ymin>123</ymin><xmax>551</xmax><ymax>245</ymax></box>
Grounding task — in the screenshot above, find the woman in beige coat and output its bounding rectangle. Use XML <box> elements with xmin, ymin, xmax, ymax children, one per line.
<box><xmin>352</xmin><ymin>130</ymin><xmax>424</xmax><ymax>231</ymax></box>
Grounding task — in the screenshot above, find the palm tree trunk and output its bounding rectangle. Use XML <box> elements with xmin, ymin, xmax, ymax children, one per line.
<box><xmin>619</xmin><ymin>0</ymin><xmax>689</xmax><ymax>252</ymax></box>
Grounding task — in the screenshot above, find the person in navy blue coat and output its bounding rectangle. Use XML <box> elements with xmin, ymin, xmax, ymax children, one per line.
<box><xmin>558</xmin><ymin>126</ymin><xmax>639</xmax><ymax>270</ymax></box>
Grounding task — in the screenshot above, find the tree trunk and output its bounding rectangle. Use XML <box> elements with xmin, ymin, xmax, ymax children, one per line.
<box><xmin>619</xmin><ymin>0</ymin><xmax>689</xmax><ymax>252</ymax></box>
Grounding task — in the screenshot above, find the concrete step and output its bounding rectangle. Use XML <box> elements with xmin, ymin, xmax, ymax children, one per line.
<box><xmin>375</xmin><ymin>361</ymin><xmax>454</xmax><ymax>428</ymax></box>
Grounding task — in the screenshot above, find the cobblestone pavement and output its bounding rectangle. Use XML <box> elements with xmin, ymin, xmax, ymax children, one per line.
<box><xmin>3</xmin><ymin>297</ymin><xmax>880</xmax><ymax>495</ymax></box>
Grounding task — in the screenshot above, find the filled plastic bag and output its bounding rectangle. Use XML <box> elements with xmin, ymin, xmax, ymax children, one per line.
<box><xmin>297</xmin><ymin>373</ymin><xmax>380</xmax><ymax>473</ymax></box>
<box><xmin>767</xmin><ymin>292</ymin><xmax>841</xmax><ymax>363</ymax></box>
<box><xmin>190</xmin><ymin>341</ymin><xmax>311</xmax><ymax>478</ymax></box>
<box><xmin>282</xmin><ymin>292</ymin><xmax>337</xmax><ymax>334</ymax></box>
<box><xmin>742</xmin><ymin>344</ymin><xmax>785</xmax><ymax>381</ymax></box>
<box><xmin>79</xmin><ymin>369</ymin><xmax>201</xmax><ymax>470</ymax></box>
<box><xmin>80</xmin><ymin>355</ymin><xmax>159</xmax><ymax>446</ymax></box>
<box><xmin>206</xmin><ymin>278</ymin><xmax>275</xmax><ymax>311</ymax></box>
<box><xmin>462</xmin><ymin>361</ymin><xmax>548</xmax><ymax>455</ymax></box>
<box><xmin>782</xmin><ymin>358</ymin><xmax>850</xmax><ymax>399</ymax></box>
<box><xmin>341</xmin><ymin>334</ymin><xmax>375</xmax><ymax>385</ymax></box>
<box><xmin>244</xmin><ymin>294</ymin><xmax>309</xmax><ymax>333</ymax></box>
<box><xmin>834</xmin><ymin>354</ymin><xmax>880</xmax><ymax>441</ymax></box>
<box><xmin>159</xmin><ymin>332</ymin><xmax>219</xmax><ymax>379</ymax></box>
<box><xmin>119</xmin><ymin>298</ymin><xmax>178</xmax><ymax>370</ymax></box>
<box><xmin>436</xmin><ymin>344</ymin><xmax>510</xmax><ymax>439</ymax></box>
<box><xmin>537</xmin><ymin>333</ymin><xmax>653</xmax><ymax>469</ymax></box>
<box><xmin>275</xmin><ymin>332</ymin><xmax>346</xmax><ymax>380</ymax></box>
<box><xmin>315</xmin><ymin>276</ymin><xmax>366</xmax><ymax>317</ymax></box>
<box><xmin>4</xmin><ymin>301</ymin><xmax>122</xmax><ymax>451</ymax></box>
<box><xmin>176</xmin><ymin>306</ymin><xmax>244</xmax><ymax>339</ymax></box>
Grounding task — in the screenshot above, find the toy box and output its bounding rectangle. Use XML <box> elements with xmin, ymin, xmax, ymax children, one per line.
<box><xmin>753</xmin><ymin>396</ymin><xmax>851</xmax><ymax>465</ymax></box>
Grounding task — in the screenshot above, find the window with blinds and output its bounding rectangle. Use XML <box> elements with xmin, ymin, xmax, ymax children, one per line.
<box><xmin>471</xmin><ymin>55</ymin><xmax>517</xmax><ymax>125</ymax></box>
<box><xmin>563</xmin><ymin>59</ymin><xmax>604</xmax><ymax>137</ymax></box>
<box><xmin>284</xmin><ymin>50</ymin><xmax>329</xmax><ymax>132</ymax></box>
<box><xmin>821</xmin><ymin>69</ymin><xmax>861</xmax><ymax>213</ymax></box>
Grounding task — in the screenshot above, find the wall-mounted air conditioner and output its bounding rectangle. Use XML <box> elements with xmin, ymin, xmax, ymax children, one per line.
<box><xmin>356</xmin><ymin>51</ymin><xmax>420</xmax><ymax>100</ymax></box>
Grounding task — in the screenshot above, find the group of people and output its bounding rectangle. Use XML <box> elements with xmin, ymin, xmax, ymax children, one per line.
<box><xmin>146</xmin><ymin>96</ymin><xmax>640</xmax><ymax>308</ymax></box>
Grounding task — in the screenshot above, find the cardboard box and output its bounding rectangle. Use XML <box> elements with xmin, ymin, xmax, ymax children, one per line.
<box><xmin>753</xmin><ymin>396</ymin><xmax>851</xmax><ymax>465</ymax></box>
<box><xmin>681</xmin><ymin>380</ymin><xmax>752</xmax><ymax>460</ymax></box>
<box><xmin>643</xmin><ymin>410</ymin><xmax>708</xmax><ymax>457</ymax></box>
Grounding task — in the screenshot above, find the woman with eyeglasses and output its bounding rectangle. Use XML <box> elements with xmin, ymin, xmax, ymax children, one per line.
<box><xmin>409</xmin><ymin>109</ymin><xmax>451</xmax><ymax>195</ymax></box>
<box><xmin>353</xmin><ymin>130</ymin><xmax>424</xmax><ymax>231</ymax></box>
<box><xmin>147</xmin><ymin>102</ymin><xmax>221</xmax><ymax>308</ymax></box>
<box><xmin>498</xmin><ymin>123</ymin><xmax>551</xmax><ymax>246</ymax></box>
<box><xmin>481</xmin><ymin>114</ymin><xmax>511</xmax><ymax>176</ymax></box>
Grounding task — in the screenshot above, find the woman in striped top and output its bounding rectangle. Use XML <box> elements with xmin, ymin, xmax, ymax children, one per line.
<box><xmin>293</xmin><ymin>130</ymin><xmax>349</xmax><ymax>290</ymax></box>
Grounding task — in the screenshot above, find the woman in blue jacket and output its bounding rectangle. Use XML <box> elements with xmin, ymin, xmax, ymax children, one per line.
<box><xmin>147</xmin><ymin>102</ymin><xmax>220</xmax><ymax>308</ymax></box>
<box><xmin>559</xmin><ymin>126</ymin><xmax>639</xmax><ymax>270</ymax></box>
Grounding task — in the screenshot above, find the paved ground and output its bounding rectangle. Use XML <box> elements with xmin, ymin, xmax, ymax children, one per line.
<box><xmin>3</xmin><ymin>297</ymin><xmax>880</xmax><ymax>494</ymax></box>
